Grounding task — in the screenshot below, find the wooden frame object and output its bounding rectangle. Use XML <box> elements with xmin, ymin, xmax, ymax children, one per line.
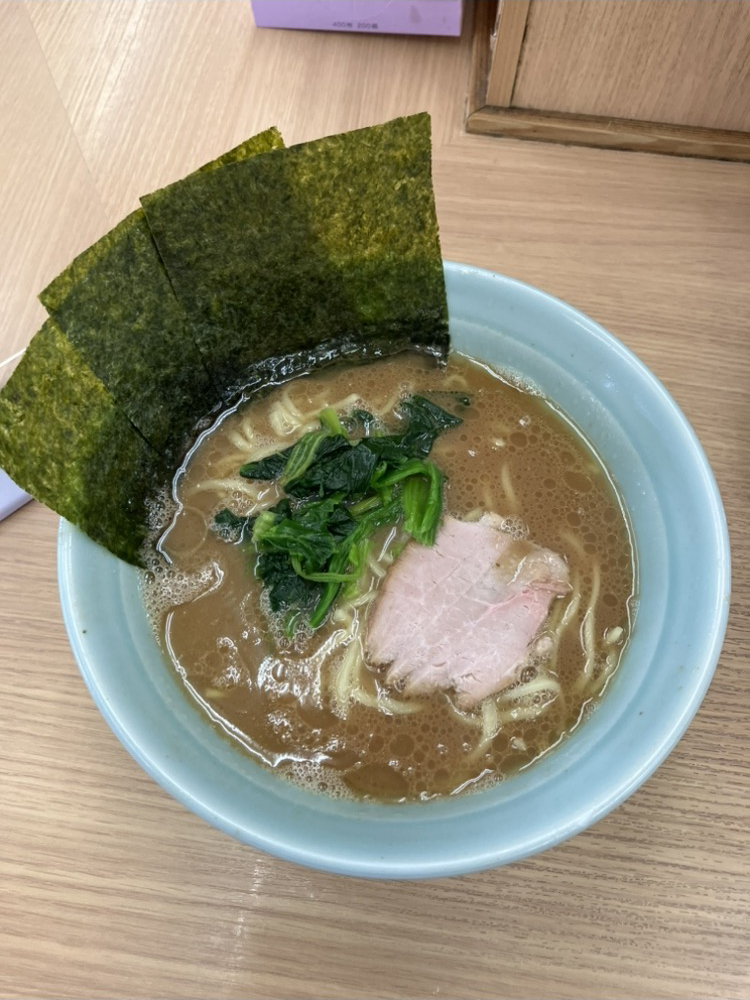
<box><xmin>467</xmin><ymin>0</ymin><xmax>750</xmax><ymax>162</ymax></box>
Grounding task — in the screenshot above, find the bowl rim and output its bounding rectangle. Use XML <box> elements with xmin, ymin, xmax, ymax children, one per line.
<box><xmin>57</xmin><ymin>261</ymin><xmax>731</xmax><ymax>879</ymax></box>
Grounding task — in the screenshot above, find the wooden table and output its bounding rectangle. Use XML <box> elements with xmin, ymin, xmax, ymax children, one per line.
<box><xmin>1</xmin><ymin>4</ymin><xmax>748</xmax><ymax>998</ymax></box>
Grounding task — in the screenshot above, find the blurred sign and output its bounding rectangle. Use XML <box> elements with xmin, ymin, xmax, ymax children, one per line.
<box><xmin>251</xmin><ymin>1</ymin><xmax>463</xmax><ymax>37</ymax></box>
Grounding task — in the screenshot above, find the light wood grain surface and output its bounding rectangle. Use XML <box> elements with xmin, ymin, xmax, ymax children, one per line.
<box><xmin>1</xmin><ymin>3</ymin><xmax>749</xmax><ymax>998</ymax></box>
<box><xmin>485</xmin><ymin>0</ymin><xmax>530</xmax><ymax>108</ymax></box>
<box><xmin>512</xmin><ymin>0</ymin><xmax>750</xmax><ymax>132</ymax></box>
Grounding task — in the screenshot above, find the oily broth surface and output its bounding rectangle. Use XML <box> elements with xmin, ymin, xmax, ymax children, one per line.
<box><xmin>143</xmin><ymin>354</ymin><xmax>635</xmax><ymax>802</ymax></box>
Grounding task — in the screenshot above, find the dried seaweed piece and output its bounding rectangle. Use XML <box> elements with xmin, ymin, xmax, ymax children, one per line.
<box><xmin>40</xmin><ymin>127</ymin><xmax>284</xmax><ymax>463</ymax></box>
<box><xmin>287</xmin><ymin>113</ymin><xmax>447</xmax><ymax>356</ymax></box>
<box><xmin>142</xmin><ymin>149</ymin><xmax>353</xmax><ymax>397</ymax></box>
<box><xmin>4</xmin><ymin>118</ymin><xmax>449</xmax><ymax>568</ymax></box>
<box><xmin>141</xmin><ymin>114</ymin><xmax>448</xmax><ymax>399</ymax></box>
<box><xmin>0</xmin><ymin>320</ymin><xmax>164</xmax><ymax>565</ymax></box>
<box><xmin>39</xmin><ymin>209</ymin><xmax>213</xmax><ymax>466</ymax></box>
<box><xmin>196</xmin><ymin>127</ymin><xmax>283</xmax><ymax>173</ymax></box>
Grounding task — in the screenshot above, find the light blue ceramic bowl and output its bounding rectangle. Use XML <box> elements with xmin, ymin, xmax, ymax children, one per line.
<box><xmin>58</xmin><ymin>262</ymin><xmax>730</xmax><ymax>879</ymax></box>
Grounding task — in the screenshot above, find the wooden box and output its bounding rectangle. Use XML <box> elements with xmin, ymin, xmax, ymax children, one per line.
<box><xmin>468</xmin><ymin>0</ymin><xmax>750</xmax><ymax>161</ymax></box>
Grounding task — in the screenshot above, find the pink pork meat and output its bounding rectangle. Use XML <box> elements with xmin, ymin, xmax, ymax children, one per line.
<box><xmin>365</xmin><ymin>514</ymin><xmax>571</xmax><ymax>708</ymax></box>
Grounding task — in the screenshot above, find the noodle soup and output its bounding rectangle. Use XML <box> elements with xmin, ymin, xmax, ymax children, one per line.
<box><xmin>142</xmin><ymin>354</ymin><xmax>635</xmax><ymax>802</ymax></box>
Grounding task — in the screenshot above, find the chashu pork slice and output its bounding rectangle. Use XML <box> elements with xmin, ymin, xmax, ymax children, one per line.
<box><xmin>365</xmin><ymin>514</ymin><xmax>570</xmax><ymax>708</ymax></box>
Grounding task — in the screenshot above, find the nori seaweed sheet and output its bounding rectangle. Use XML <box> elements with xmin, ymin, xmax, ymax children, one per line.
<box><xmin>40</xmin><ymin>127</ymin><xmax>284</xmax><ymax>463</ymax></box>
<box><xmin>0</xmin><ymin>320</ymin><xmax>164</xmax><ymax>564</ymax></box>
<box><xmin>40</xmin><ymin>209</ymin><xmax>213</xmax><ymax>465</ymax></box>
<box><xmin>196</xmin><ymin>127</ymin><xmax>283</xmax><ymax>173</ymax></box>
<box><xmin>141</xmin><ymin>114</ymin><xmax>448</xmax><ymax>399</ymax></box>
<box><xmin>2</xmin><ymin>117</ymin><xmax>449</xmax><ymax>567</ymax></box>
<box><xmin>287</xmin><ymin>113</ymin><xmax>447</xmax><ymax>354</ymax></box>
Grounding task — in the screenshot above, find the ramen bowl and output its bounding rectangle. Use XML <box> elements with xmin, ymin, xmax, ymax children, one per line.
<box><xmin>58</xmin><ymin>262</ymin><xmax>730</xmax><ymax>879</ymax></box>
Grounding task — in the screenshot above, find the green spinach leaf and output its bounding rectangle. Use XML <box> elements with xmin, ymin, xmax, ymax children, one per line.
<box><xmin>256</xmin><ymin>551</ymin><xmax>323</xmax><ymax>613</ymax></box>
<box><xmin>236</xmin><ymin>393</ymin><xmax>465</xmax><ymax>630</ymax></box>
<box><xmin>399</xmin><ymin>395</ymin><xmax>463</xmax><ymax>458</ymax></box>
<box><xmin>239</xmin><ymin>446</ymin><xmax>293</xmax><ymax>481</ymax></box>
<box><xmin>285</xmin><ymin>442</ymin><xmax>378</xmax><ymax>498</ymax></box>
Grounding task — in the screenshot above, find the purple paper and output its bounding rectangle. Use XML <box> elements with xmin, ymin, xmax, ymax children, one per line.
<box><xmin>0</xmin><ymin>468</ymin><xmax>31</xmax><ymax>522</ymax></box>
<box><xmin>251</xmin><ymin>1</ymin><xmax>463</xmax><ymax>37</ymax></box>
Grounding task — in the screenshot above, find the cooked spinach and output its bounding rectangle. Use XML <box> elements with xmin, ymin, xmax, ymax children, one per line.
<box><xmin>285</xmin><ymin>441</ymin><xmax>378</xmax><ymax>499</ymax></box>
<box><xmin>212</xmin><ymin>508</ymin><xmax>255</xmax><ymax>543</ymax></box>
<box><xmin>223</xmin><ymin>394</ymin><xmax>466</xmax><ymax>630</ymax></box>
<box><xmin>388</xmin><ymin>459</ymin><xmax>444</xmax><ymax>546</ymax></box>
<box><xmin>239</xmin><ymin>446</ymin><xmax>293</xmax><ymax>481</ymax></box>
<box><xmin>360</xmin><ymin>395</ymin><xmax>463</xmax><ymax>464</ymax></box>
<box><xmin>257</xmin><ymin>550</ymin><xmax>323</xmax><ymax>614</ymax></box>
<box><xmin>397</xmin><ymin>395</ymin><xmax>464</xmax><ymax>457</ymax></box>
<box><xmin>279</xmin><ymin>429</ymin><xmax>338</xmax><ymax>487</ymax></box>
<box><xmin>307</xmin><ymin>495</ymin><xmax>404</xmax><ymax>629</ymax></box>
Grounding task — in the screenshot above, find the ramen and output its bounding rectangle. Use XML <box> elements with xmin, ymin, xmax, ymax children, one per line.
<box><xmin>142</xmin><ymin>353</ymin><xmax>635</xmax><ymax>802</ymax></box>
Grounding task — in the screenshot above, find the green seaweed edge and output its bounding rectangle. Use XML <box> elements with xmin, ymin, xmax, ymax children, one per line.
<box><xmin>0</xmin><ymin>319</ymin><xmax>164</xmax><ymax>565</ymax></box>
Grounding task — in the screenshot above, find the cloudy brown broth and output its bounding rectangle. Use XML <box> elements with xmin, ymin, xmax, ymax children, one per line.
<box><xmin>141</xmin><ymin>354</ymin><xmax>635</xmax><ymax>802</ymax></box>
